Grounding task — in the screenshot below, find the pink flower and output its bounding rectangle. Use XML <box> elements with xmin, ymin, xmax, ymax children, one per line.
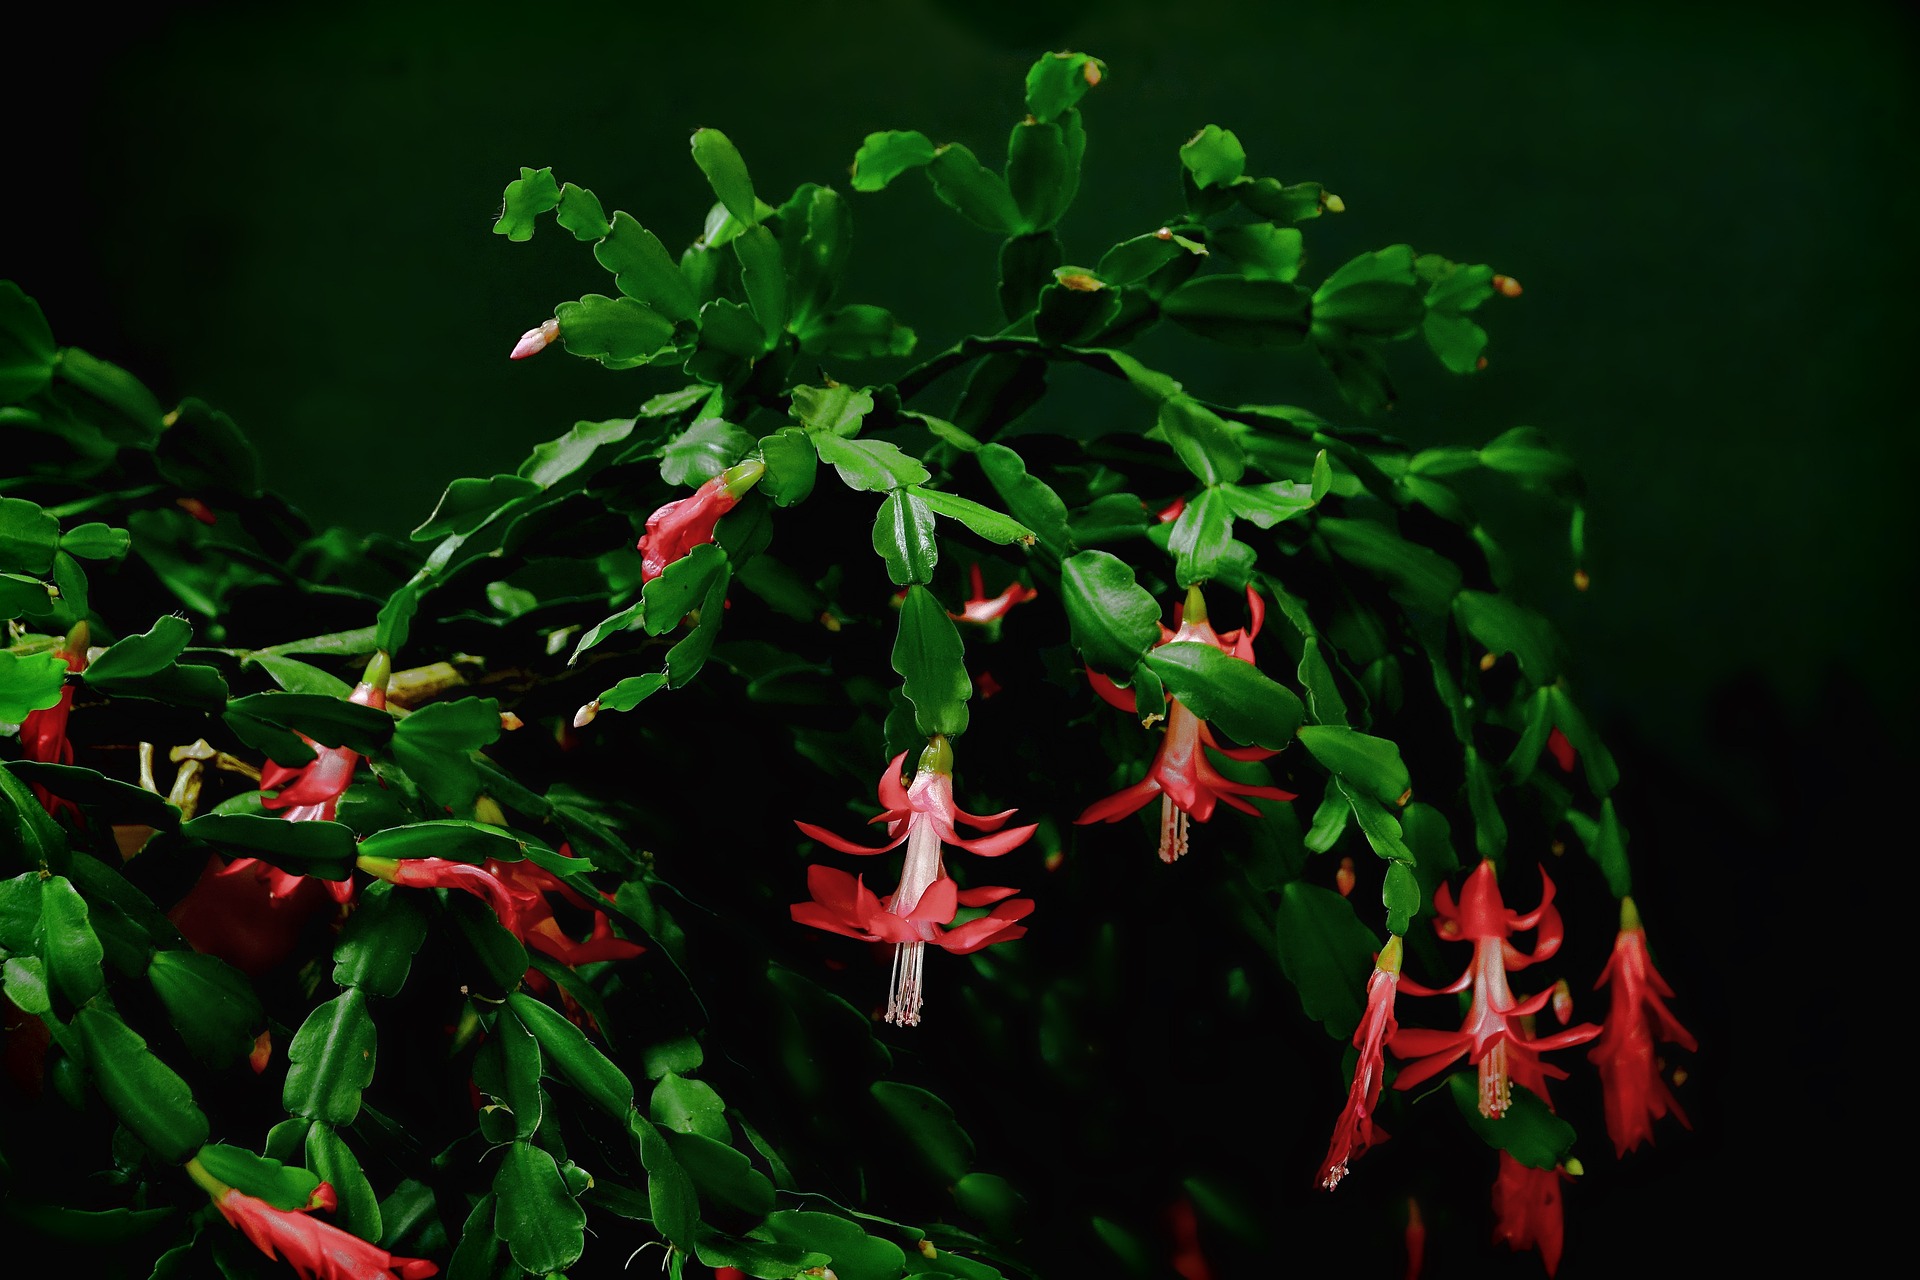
<box><xmin>1318</xmin><ymin>936</ymin><xmax>1402</xmax><ymax>1190</ymax></box>
<box><xmin>1390</xmin><ymin>861</ymin><xmax>1599</xmax><ymax>1117</ymax></box>
<box><xmin>949</xmin><ymin>563</ymin><xmax>1037</xmax><ymax>626</ymax></box>
<box><xmin>1075</xmin><ymin>586</ymin><xmax>1296</xmax><ymax>861</ymax></box>
<box><xmin>170</xmin><ymin>854</ymin><xmax>342</xmax><ymax>976</ymax></box>
<box><xmin>19</xmin><ymin>623</ymin><xmax>88</xmax><ymax>818</ymax></box>
<box><xmin>509</xmin><ymin>318</ymin><xmax>560</xmax><ymax>360</ymax></box>
<box><xmin>1491</xmin><ymin>1154</ymin><xmax>1568</xmax><ymax>1276</ymax></box>
<box><xmin>214</xmin><ymin>1186</ymin><xmax>437</xmax><ymax>1280</ymax></box>
<box><xmin>792</xmin><ymin>736</ymin><xmax>1036</xmax><ymax>1026</ymax></box>
<box><xmin>260</xmin><ymin>668</ymin><xmax>389</xmax><ymax>830</ymax></box>
<box><xmin>637</xmin><ymin>459</ymin><xmax>765</xmax><ymax>584</ymax></box>
<box><xmin>1588</xmin><ymin>897</ymin><xmax>1696</xmax><ymax>1156</ymax></box>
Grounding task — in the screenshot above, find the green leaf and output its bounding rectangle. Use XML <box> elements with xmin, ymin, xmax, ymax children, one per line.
<box><xmin>1157</xmin><ymin>397</ymin><xmax>1246</xmax><ymax>486</ymax></box>
<box><xmin>1273</xmin><ymin>882</ymin><xmax>1379</xmax><ymax>1038</ymax></box>
<box><xmin>1025</xmin><ymin>51</ymin><xmax>1104</xmax><ymax>123</ymax></box>
<box><xmin>641</xmin><ymin>1036</ymin><xmax>704</xmax><ymax>1080</ymax></box>
<box><xmin>0</xmin><ymin>571</ymin><xmax>54</xmax><ymax>616</ymax></box>
<box><xmin>630</xmin><ymin>1114</ymin><xmax>698</xmax><ymax>1248</ymax></box>
<box><xmin>790</xmin><ymin>384</ymin><xmax>874</xmax><ymax>436</ymax></box>
<box><xmin>691</xmin><ymin>128</ymin><xmax>759</xmax><ymax>227</ymax></box>
<box><xmin>651</xmin><ymin>1070</ymin><xmax>729</xmax><ymax>1142</ymax></box>
<box><xmin>1476</xmin><ymin>426</ymin><xmax>1582</xmax><ymax>497</ymax></box>
<box><xmin>518</xmin><ymin>417</ymin><xmax>636</xmax><ymax>488</ymax></box>
<box><xmin>798</xmin><ymin>304</ymin><xmax>917</xmax><ymax>360</ymax></box>
<box><xmin>1449</xmin><ymin>1077</ymin><xmax>1575</xmax><ymax>1170</ymax></box>
<box><xmin>910</xmin><ymin>487</ymin><xmax>1034</xmax><ymax>546</ymax></box>
<box><xmin>244</xmin><ymin>653</ymin><xmax>353</xmax><ymax>698</ymax></box>
<box><xmin>1423</xmin><ymin>310</ymin><xmax>1489</xmax><ymax>374</ymax></box>
<box><xmin>1095</xmin><ymin>233</ymin><xmax>1191</xmax><ymax>288</ymax></box>
<box><xmin>444</xmin><ymin>893</ymin><xmax>527</xmax><ymax>994</ymax></box>
<box><xmin>56</xmin><ymin>348</ymin><xmax>163</xmax><ymax>441</ymax></box>
<box><xmin>193</xmin><ymin>1144</ymin><xmax>323</xmax><ymax>1211</ymax></box>
<box><xmin>595</xmin><ymin>212</ymin><xmax>699</xmax><ymax>322</ymax></box>
<box><xmin>0</xmin><ymin>768</ymin><xmax>66</xmax><ymax>871</ymax></box>
<box><xmin>1179</xmin><ymin>124</ymin><xmax>1246</xmax><ymax>188</ymax></box>
<box><xmin>330</xmin><ymin>881</ymin><xmax>429</xmax><ymax>998</ymax></box>
<box><xmin>593</xmin><ymin>673</ymin><xmax>668</xmax><ymax>715</ymax></box>
<box><xmin>665</xmin><ymin>562</ymin><xmax>732</xmax><ymax>687</ymax></box>
<box><xmin>1145</xmin><ymin>643</ymin><xmax>1304</xmax><ymax>750</ymax></box>
<box><xmin>443</xmin><ymin>1194</ymin><xmax>505</xmax><ymax>1280</ymax></box>
<box><xmin>1312</xmin><ymin>244</ymin><xmax>1423</xmax><ymax>337</ymax></box>
<box><xmin>664</xmin><ymin>1131</ymin><xmax>775</xmax><ymax>1220</ymax></box>
<box><xmin>1060</xmin><ymin>551</ymin><xmax>1161</xmax><ymax>677</ymax></box>
<box><xmin>73</xmin><ymin>1005</ymin><xmax>210</xmax><ymax>1164</ymax></box>
<box><xmin>871</xmin><ymin>1081</ymin><xmax>974</xmax><ymax>1183</ymax></box>
<box><xmin>389</xmin><ymin>697</ymin><xmax>502</xmax><ymax>813</ymax></box>
<box><xmin>375</xmin><ymin>578</ymin><xmax>422</xmax><ymax>657</ymax></box>
<box><xmin>1</xmin><ymin>281</ymin><xmax>56</xmax><ymax>402</ymax></box>
<box><xmin>0</xmin><ymin>496</ymin><xmax>62</xmax><ymax>574</ymax></box>
<box><xmin>758</xmin><ymin>428</ymin><xmax>818</xmax><ymax>507</ymax></box>
<box><xmin>59</xmin><ymin>522</ymin><xmax>132</xmax><ymax>560</ymax></box>
<box><xmin>1160</xmin><ymin>276</ymin><xmax>1311</xmax><ymax>346</ymax></box>
<box><xmin>355</xmin><ymin>819</ymin><xmax>540</xmax><ymax>866</ymax></box>
<box><xmin>39</xmin><ymin>875</ymin><xmax>104</xmax><ymax>1005</ymax></box>
<box><xmin>555</xmin><ymin>181</ymin><xmax>611</xmax><ymax>241</ymax></box>
<box><xmin>83</xmin><ymin>616</ymin><xmax>189</xmax><ymax>680</ymax></box>
<box><xmin>1465</xmin><ymin>746</ymin><xmax>1507</xmax><ymax>862</ymax></box>
<box><xmin>1566</xmin><ymin>798</ymin><xmax>1632</xmax><ymax>898</ymax></box>
<box><xmin>1296</xmin><ymin>726</ymin><xmax>1411</xmax><ymax>807</ymax></box>
<box><xmin>660</xmin><ymin>416</ymin><xmax>755</xmax><ymax>487</ymax></box>
<box><xmin>976</xmin><ymin>444</ymin><xmax>1073</xmax><ymax>556</ymax></box>
<box><xmin>851</xmin><ymin>129</ymin><xmax>936</xmax><ymax>191</ymax></box>
<box><xmin>506</xmin><ymin>992</ymin><xmax>634</xmax><ymax>1117</ymax></box>
<box><xmin>1454</xmin><ymin>592</ymin><xmax>1560</xmax><ymax>684</ymax></box>
<box><xmin>492</xmin><ymin>1002</ymin><xmax>544</xmax><ymax>1141</ymax></box>
<box><xmin>787</xmin><ymin>185</ymin><xmax>851</xmax><ymax>329</ymax></box>
<box><xmin>928</xmin><ymin>144</ymin><xmax>1021</xmax><ymax>234</ymax></box>
<box><xmin>148</xmin><ymin>950</ymin><xmax>263</xmax><ymax>1067</ymax></box>
<box><xmin>1546</xmin><ymin>684</ymin><xmax>1619</xmax><ymax>797</ymax></box>
<box><xmin>735</xmin><ymin>224</ymin><xmax>789</xmax><ymax>340</ymax></box>
<box><xmin>410</xmin><ymin>474</ymin><xmax>539</xmax><ymax>542</ymax></box>
<box><xmin>306</xmin><ymin>1124</ymin><xmax>382</xmax><ymax>1244</ymax></box>
<box><xmin>642</xmin><ymin>543</ymin><xmax>729</xmax><ymax>636</ymax></box>
<box><xmin>283</xmin><ymin>988</ymin><xmax>376</xmax><ymax>1126</ymax></box>
<box><xmin>1222</xmin><ymin>480</ymin><xmax>1316</xmax><ymax>529</ymax></box>
<box><xmin>493</xmin><ymin>166</ymin><xmax>560</xmax><ymax>241</ymax></box>
<box><xmin>555</xmin><ymin>294</ymin><xmax>678</xmax><ymax>368</ymax></box>
<box><xmin>874</xmin><ymin>490</ymin><xmax>938</xmax><ymax>586</ymax></box>
<box><xmin>1317</xmin><ymin>517</ymin><xmax>1463</xmax><ymax>615</ymax></box>
<box><xmin>493</xmin><ymin>1140</ymin><xmax>585</xmax><ymax>1274</ymax></box>
<box><xmin>225</xmin><ymin>692</ymin><xmax>390</xmax><ymax>754</ymax></box>
<box><xmin>1168</xmin><ymin>487</ymin><xmax>1236</xmax><ymax>587</ymax></box>
<box><xmin>893</xmin><ymin>585</ymin><xmax>970</xmax><ymax>737</ymax></box>
<box><xmin>3</xmin><ymin>956</ymin><xmax>48</xmax><ymax>1015</ymax></box>
<box><xmin>182</xmin><ymin>813</ymin><xmax>358</xmax><ymax>879</ymax></box>
<box><xmin>813</xmin><ymin>433</ymin><xmax>930</xmax><ymax>493</ymax></box>
<box><xmin>1007</xmin><ymin>119</ymin><xmax>1075</xmax><ymax>233</ymax></box>
<box><xmin>1211</xmin><ymin>224</ymin><xmax>1304</xmax><ymax>282</ymax></box>
<box><xmin>0</xmin><ymin>649</ymin><xmax>67</xmax><ymax>721</ymax></box>
<box><xmin>760</xmin><ymin>1211</ymin><xmax>907</xmax><ymax>1280</ymax></box>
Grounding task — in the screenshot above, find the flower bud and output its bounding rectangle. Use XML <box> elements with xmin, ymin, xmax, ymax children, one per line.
<box><xmin>1492</xmin><ymin>274</ymin><xmax>1524</xmax><ymax>298</ymax></box>
<box><xmin>510</xmin><ymin>318</ymin><xmax>561</xmax><ymax>360</ymax></box>
<box><xmin>573</xmin><ymin>700</ymin><xmax>599</xmax><ymax>728</ymax></box>
<box><xmin>1335</xmin><ymin>856</ymin><xmax>1356</xmax><ymax>897</ymax></box>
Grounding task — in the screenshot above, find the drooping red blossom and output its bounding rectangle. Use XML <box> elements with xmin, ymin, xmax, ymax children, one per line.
<box><xmin>1391</xmin><ymin>861</ymin><xmax>1599</xmax><ymax>1117</ymax></box>
<box><xmin>637</xmin><ymin>459</ymin><xmax>764</xmax><ymax>583</ymax></box>
<box><xmin>214</xmin><ymin>1185</ymin><xmax>438</xmax><ymax>1280</ymax></box>
<box><xmin>1318</xmin><ymin>935</ymin><xmax>1402</xmax><ymax>1190</ymax></box>
<box><xmin>1076</xmin><ymin>585</ymin><xmax>1295</xmax><ymax>861</ymax></box>
<box><xmin>1404</xmin><ymin>1196</ymin><xmax>1425</xmax><ymax>1280</ymax></box>
<box><xmin>170</xmin><ymin>854</ymin><xmax>344</xmax><ymax>976</ymax></box>
<box><xmin>949</xmin><ymin>563</ymin><xmax>1037</xmax><ymax>626</ymax></box>
<box><xmin>260</xmin><ymin>660</ymin><xmax>390</xmax><ymax>829</ymax></box>
<box><xmin>1166</xmin><ymin>1194</ymin><xmax>1215</xmax><ymax>1280</ymax></box>
<box><xmin>1491</xmin><ymin>1154</ymin><xmax>1568</xmax><ymax>1276</ymax></box>
<box><xmin>792</xmin><ymin>736</ymin><xmax>1036</xmax><ymax>1026</ymax></box>
<box><xmin>1589</xmin><ymin>896</ymin><xmax>1696</xmax><ymax>1156</ymax></box>
<box><xmin>19</xmin><ymin>623</ymin><xmax>88</xmax><ymax>818</ymax></box>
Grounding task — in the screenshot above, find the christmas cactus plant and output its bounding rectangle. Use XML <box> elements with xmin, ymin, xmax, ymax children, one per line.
<box><xmin>0</xmin><ymin>51</ymin><xmax>1691</xmax><ymax>1279</ymax></box>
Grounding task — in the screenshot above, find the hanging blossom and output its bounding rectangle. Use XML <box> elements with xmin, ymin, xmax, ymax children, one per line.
<box><xmin>359</xmin><ymin>844</ymin><xmax>643</xmax><ymax>972</ymax></box>
<box><xmin>791</xmin><ymin>735</ymin><xmax>1036</xmax><ymax>1027</ymax></box>
<box><xmin>949</xmin><ymin>563</ymin><xmax>1038</xmax><ymax>626</ymax></box>
<box><xmin>1589</xmin><ymin>895</ymin><xmax>1695</xmax><ymax>1156</ymax></box>
<box><xmin>1492</xmin><ymin>1153</ymin><xmax>1573</xmax><ymax>1277</ymax></box>
<box><xmin>188</xmin><ymin>1158</ymin><xmax>437</xmax><ymax>1280</ymax></box>
<box><xmin>18</xmin><ymin>622</ymin><xmax>88</xmax><ymax>819</ymax></box>
<box><xmin>1076</xmin><ymin>585</ymin><xmax>1295</xmax><ymax>862</ymax></box>
<box><xmin>637</xmin><ymin>458</ymin><xmax>765</xmax><ymax>583</ymax></box>
<box><xmin>1318</xmin><ymin>935</ymin><xmax>1403</xmax><ymax>1190</ymax></box>
<box><xmin>1390</xmin><ymin>860</ymin><xmax>1600</xmax><ymax>1118</ymax></box>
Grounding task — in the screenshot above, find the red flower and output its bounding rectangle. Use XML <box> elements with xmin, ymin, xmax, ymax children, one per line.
<box><xmin>792</xmin><ymin>736</ymin><xmax>1035</xmax><ymax>1026</ymax></box>
<box><xmin>949</xmin><ymin>563</ymin><xmax>1037</xmax><ymax>626</ymax></box>
<box><xmin>1318</xmin><ymin>935</ymin><xmax>1402</xmax><ymax>1190</ymax></box>
<box><xmin>1390</xmin><ymin>861</ymin><xmax>1599</xmax><ymax>1117</ymax></box>
<box><xmin>1545</xmin><ymin>727</ymin><xmax>1575</xmax><ymax>774</ymax></box>
<box><xmin>261</xmin><ymin>664</ymin><xmax>389</xmax><ymax>831</ymax></box>
<box><xmin>1075</xmin><ymin>586</ymin><xmax>1295</xmax><ymax>861</ymax></box>
<box><xmin>637</xmin><ymin>459</ymin><xmax>764</xmax><ymax>583</ymax></box>
<box><xmin>1588</xmin><ymin>896</ymin><xmax>1695</xmax><ymax>1156</ymax></box>
<box><xmin>1404</xmin><ymin>1196</ymin><xmax>1425</xmax><ymax>1280</ymax></box>
<box><xmin>214</xmin><ymin>1186</ymin><xmax>437</xmax><ymax>1280</ymax></box>
<box><xmin>1491</xmin><ymin>1154</ymin><xmax>1568</xmax><ymax>1276</ymax></box>
<box><xmin>170</xmin><ymin>854</ymin><xmax>341</xmax><ymax>976</ymax></box>
<box><xmin>19</xmin><ymin>623</ymin><xmax>88</xmax><ymax>818</ymax></box>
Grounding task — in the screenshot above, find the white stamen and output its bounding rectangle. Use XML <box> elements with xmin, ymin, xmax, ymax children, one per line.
<box><xmin>1480</xmin><ymin>1036</ymin><xmax>1511</xmax><ymax>1118</ymax></box>
<box><xmin>887</xmin><ymin>941</ymin><xmax>926</xmax><ymax>1027</ymax></box>
<box><xmin>1157</xmin><ymin>794</ymin><xmax>1190</xmax><ymax>862</ymax></box>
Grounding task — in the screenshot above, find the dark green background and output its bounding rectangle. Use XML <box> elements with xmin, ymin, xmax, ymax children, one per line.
<box><xmin>11</xmin><ymin>0</ymin><xmax>1910</xmax><ymax>1271</ymax></box>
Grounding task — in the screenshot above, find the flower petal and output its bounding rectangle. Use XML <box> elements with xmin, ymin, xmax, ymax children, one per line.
<box><xmin>948</xmin><ymin>821</ymin><xmax>1039</xmax><ymax>858</ymax></box>
<box><xmin>954</xmin><ymin>884</ymin><xmax>1023</xmax><ymax>907</ymax></box>
<box><xmin>794</xmin><ymin>819</ymin><xmax>906</xmax><ymax>856</ymax></box>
